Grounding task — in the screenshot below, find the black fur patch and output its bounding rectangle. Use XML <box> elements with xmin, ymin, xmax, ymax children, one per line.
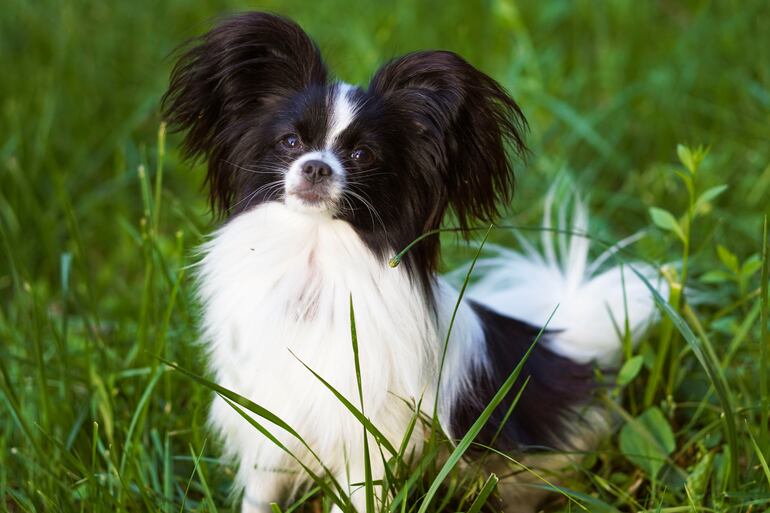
<box><xmin>450</xmin><ymin>302</ymin><xmax>595</xmax><ymax>452</ymax></box>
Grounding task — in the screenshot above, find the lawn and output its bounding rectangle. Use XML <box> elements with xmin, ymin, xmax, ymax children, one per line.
<box><xmin>1</xmin><ymin>0</ymin><xmax>769</xmax><ymax>511</ymax></box>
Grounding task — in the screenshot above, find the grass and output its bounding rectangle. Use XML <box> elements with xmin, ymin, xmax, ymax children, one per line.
<box><xmin>1</xmin><ymin>0</ymin><xmax>769</xmax><ymax>511</ymax></box>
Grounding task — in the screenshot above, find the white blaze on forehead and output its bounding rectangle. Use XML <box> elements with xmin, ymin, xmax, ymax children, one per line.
<box><xmin>325</xmin><ymin>83</ymin><xmax>357</xmax><ymax>147</ymax></box>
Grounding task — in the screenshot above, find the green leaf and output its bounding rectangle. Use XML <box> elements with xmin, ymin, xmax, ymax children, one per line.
<box><xmin>532</xmin><ymin>485</ymin><xmax>620</xmax><ymax>513</ymax></box>
<box><xmin>619</xmin><ymin>407</ymin><xmax>675</xmax><ymax>477</ymax></box>
<box><xmin>677</xmin><ymin>144</ymin><xmax>695</xmax><ymax>174</ymax></box>
<box><xmin>649</xmin><ymin>207</ymin><xmax>686</xmax><ymax>243</ymax></box>
<box><xmin>616</xmin><ymin>355</ymin><xmax>644</xmax><ymax>386</ymax></box>
<box><xmin>717</xmin><ymin>245</ymin><xmax>740</xmax><ymax>274</ymax></box>
<box><xmin>686</xmin><ymin>451</ymin><xmax>714</xmax><ymax>504</ymax></box>
<box><xmin>677</xmin><ymin>144</ymin><xmax>708</xmax><ymax>174</ymax></box>
<box><xmin>741</xmin><ymin>255</ymin><xmax>763</xmax><ymax>278</ymax></box>
<box><xmin>694</xmin><ymin>184</ymin><xmax>728</xmax><ymax>216</ymax></box>
<box><xmin>674</xmin><ymin>169</ymin><xmax>694</xmax><ymax>195</ymax></box>
<box><xmin>700</xmin><ymin>270</ymin><xmax>732</xmax><ymax>284</ymax></box>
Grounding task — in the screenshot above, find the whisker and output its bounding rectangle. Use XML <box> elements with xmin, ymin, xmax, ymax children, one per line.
<box><xmin>222</xmin><ymin>160</ymin><xmax>280</xmax><ymax>176</ymax></box>
<box><xmin>343</xmin><ymin>188</ymin><xmax>388</xmax><ymax>236</ymax></box>
<box><xmin>229</xmin><ymin>179</ymin><xmax>284</xmax><ymax>212</ymax></box>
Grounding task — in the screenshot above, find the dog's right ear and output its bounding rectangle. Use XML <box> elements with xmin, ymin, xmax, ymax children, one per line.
<box><xmin>161</xmin><ymin>12</ymin><xmax>327</xmax><ymax>213</ymax></box>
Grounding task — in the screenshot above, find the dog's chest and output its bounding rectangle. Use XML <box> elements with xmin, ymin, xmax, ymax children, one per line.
<box><xmin>197</xmin><ymin>205</ymin><xmax>438</xmax><ymax>417</ymax></box>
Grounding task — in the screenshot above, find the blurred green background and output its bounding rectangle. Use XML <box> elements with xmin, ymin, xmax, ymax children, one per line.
<box><xmin>1</xmin><ymin>0</ymin><xmax>769</xmax><ymax>511</ymax></box>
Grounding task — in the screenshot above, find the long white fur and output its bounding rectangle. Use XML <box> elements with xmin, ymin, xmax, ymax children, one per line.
<box><xmin>468</xmin><ymin>189</ymin><xmax>666</xmax><ymax>367</ymax></box>
<box><xmin>199</xmin><ymin>203</ymin><xmax>485</xmax><ymax>512</ymax></box>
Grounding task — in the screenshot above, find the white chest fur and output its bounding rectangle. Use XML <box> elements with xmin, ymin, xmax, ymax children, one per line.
<box><xmin>197</xmin><ymin>203</ymin><xmax>484</xmax><ymax>483</ymax></box>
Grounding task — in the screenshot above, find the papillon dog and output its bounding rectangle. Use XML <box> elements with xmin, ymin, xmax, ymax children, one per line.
<box><xmin>162</xmin><ymin>12</ymin><xmax>662</xmax><ymax>513</ymax></box>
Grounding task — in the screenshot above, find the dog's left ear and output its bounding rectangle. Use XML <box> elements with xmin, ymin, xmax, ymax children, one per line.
<box><xmin>369</xmin><ymin>51</ymin><xmax>527</xmax><ymax>232</ymax></box>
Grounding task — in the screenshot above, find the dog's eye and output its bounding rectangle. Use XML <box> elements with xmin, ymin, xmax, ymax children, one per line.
<box><xmin>350</xmin><ymin>147</ymin><xmax>373</xmax><ymax>164</ymax></box>
<box><xmin>279</xmin><ymin>133</ymin><xmax>303</xmax><ymax>151</ymax></box>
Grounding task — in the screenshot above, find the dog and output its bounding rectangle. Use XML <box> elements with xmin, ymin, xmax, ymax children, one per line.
<box><xmin>162</xmin><ymin>12</ymin><xmax>661</xmax><ymax>512</ymax></box>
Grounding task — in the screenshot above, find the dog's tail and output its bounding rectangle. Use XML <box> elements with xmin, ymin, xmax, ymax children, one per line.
<box><xmin>468</xmin><ymin>188</ymin><xmax>666</xmax><ymax>367</ymax></box>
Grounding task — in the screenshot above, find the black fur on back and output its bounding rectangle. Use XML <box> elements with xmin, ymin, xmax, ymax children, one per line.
<box><xmin>450</xmin><ymin>302</ymin><xmax>595</xmax><ymax>452</ymax></box>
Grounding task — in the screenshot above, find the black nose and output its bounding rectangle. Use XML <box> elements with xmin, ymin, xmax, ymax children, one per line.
<box><xmin>301</xmin><ymin>160</ymin><xmax>332</xmax><ymax>184</ymax></box>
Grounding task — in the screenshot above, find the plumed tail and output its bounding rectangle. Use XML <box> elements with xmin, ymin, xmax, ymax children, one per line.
<box><xmin>468</xmin><ymin>189</ymin><xmax>667</xmax><ymax>367</ymax></box>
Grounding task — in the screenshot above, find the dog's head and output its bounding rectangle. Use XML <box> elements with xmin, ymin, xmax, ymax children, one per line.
<box><xmin>162</xmin><ymin>12</ymin><xmax>527</xmax><ymax>271</ymax></box>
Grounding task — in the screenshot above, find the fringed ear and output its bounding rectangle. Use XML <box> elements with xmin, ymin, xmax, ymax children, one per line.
<box><xmin>161</xmin><ymin>12</ymin><xmax>328</xmax><ymax>214</ymax></box>
<box><xmin>369</xmin><ymin>51</ymin><xmax>527</xmax><ymax>232</ymax></box>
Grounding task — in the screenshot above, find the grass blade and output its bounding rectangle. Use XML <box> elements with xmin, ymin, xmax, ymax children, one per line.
<box><xmin>119</xmin><ymin>366</ymin><xmax>164</xmax><ymax>476</ymax></box>
<box><xmin>746</xmin><ymin>421</ymin><xmax>770</xmax><ymax>488</ymax></box>
<box><xmin>466</xmin><ymin>474</ymin><xmax>498</xmax><ymax>513</ymax></box>
<box><xmin>759</xmin><ymin>215</ymin><xmax>769</xmax><ymax>453</ymax></box>
<box><xmin>416</xmin><ymin>312</ymin><xmax>550</xmax><ymax>513</ymax></box>
<box><xmin>157</xmin><ymin>357</ymin><xmax>305</xmax><ymax>447</ymax></box>
<box><xmin>220</xmin><ymin>395</ymin><xmax>348</xmax><ymax>507</ymax></box>
<box><xmin>349</xmin><ymin>296</ymin><xmax>375</xmax><ymax>513</ymax></box>
<box><xmin>288</xmin><ymin>351</ymin><xmax>398</xmax><ymax>456</ymax></box>
<box><xmin>189</xmin><ymin>441</ymin><xmax>218</xmax><ymax>513</ymax></box>
<box><xmin>433</xmin><ymin>224</ymin><xmax>494</xmax><ymax>418</ymax></box>
<box><xmin>158</xmin><ymin>356</ymin><xmax>348</xmax><ymax>504</ymax></box>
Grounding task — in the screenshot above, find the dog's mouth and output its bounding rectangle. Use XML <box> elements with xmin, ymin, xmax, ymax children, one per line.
<box><xmin>286</xmin><ymin>183</ymin><xmax>339</xmax><ymax>211</ymax></box>
<box><xmin>290</xmin><ymin>189</ymin><xmax>326</xmax><ymax>204</ymax></box>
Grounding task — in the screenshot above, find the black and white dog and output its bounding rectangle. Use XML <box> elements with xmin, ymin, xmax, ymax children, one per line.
<box><xmin>162</xmin><ymin>12</ymin><xmax>660</xmax><ymax>512</ymax></box>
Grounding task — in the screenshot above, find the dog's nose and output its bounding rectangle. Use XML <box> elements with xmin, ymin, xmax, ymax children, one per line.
<box><xmin>301</xmin><ymin>160</ymin><xmax>332</xmax><ymax>184</ymax></box>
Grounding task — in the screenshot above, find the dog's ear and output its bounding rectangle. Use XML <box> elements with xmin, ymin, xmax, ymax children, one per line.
<box><xmin>369</xmin><ymin>51</ymin><xmax>527</xmax><ymax>232</ymax></box>
<box><xmin>161</xmin><ymin>12</ymin><xmax>327</xmax><ymax>214</ymax></box>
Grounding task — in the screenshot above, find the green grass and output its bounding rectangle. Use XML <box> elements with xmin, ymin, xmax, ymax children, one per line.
<box><xmin>1</xmin><ymin>0</ymin><xmax>769</xmax><ymax>511</ymax></box>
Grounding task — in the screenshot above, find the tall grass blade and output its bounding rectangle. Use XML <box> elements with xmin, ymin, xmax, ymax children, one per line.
<box><xmin>189</xmin><ymin>441</ymin><xmax>218</xmax><ymax>513</ymax></box>
<box><xmin>759</xmin><ymin>214</ymin><xmax>770</xmax><ymax>457</ymax></box>
<box><xmin>746</xmin><ymin>421</ymin><xmax>770</xmax><ymax>488</ymax></box>
<box><xmin>288</xmin><ymin>351</ymin><xmax>398</xmax><ymax>456</ymax></box>
<box><xmin>220</xmin><ymin>395</ymin><xmax>348</xmax><ymax>507</ymax></box>
<box><xmin>433</xmin><ymin>224</ymin><xmax>494</xmax><ymax>418</ymax></box>
<box><xmin>349</xmin><ymin>295</ymin><xmax>375</xmax><ymax>513</ymax></box>
<box><xmin>388</xmin><ymin>442</ymin><xmax>439</xmax><ymax>513</ymax></box>
<box><xmin>416</xmin><ymin>319</ymin><xmax>547</xmax><ymax>513</ymax></box>
<box><xmin>119</xmin><ymin>366</ymin><xmax>164</xmax><ymax>476</ymax></box>
<box><xmin>0</xmin><ymin>358</ymin><xmax>46</xmax><ymax>460</ymax></box>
